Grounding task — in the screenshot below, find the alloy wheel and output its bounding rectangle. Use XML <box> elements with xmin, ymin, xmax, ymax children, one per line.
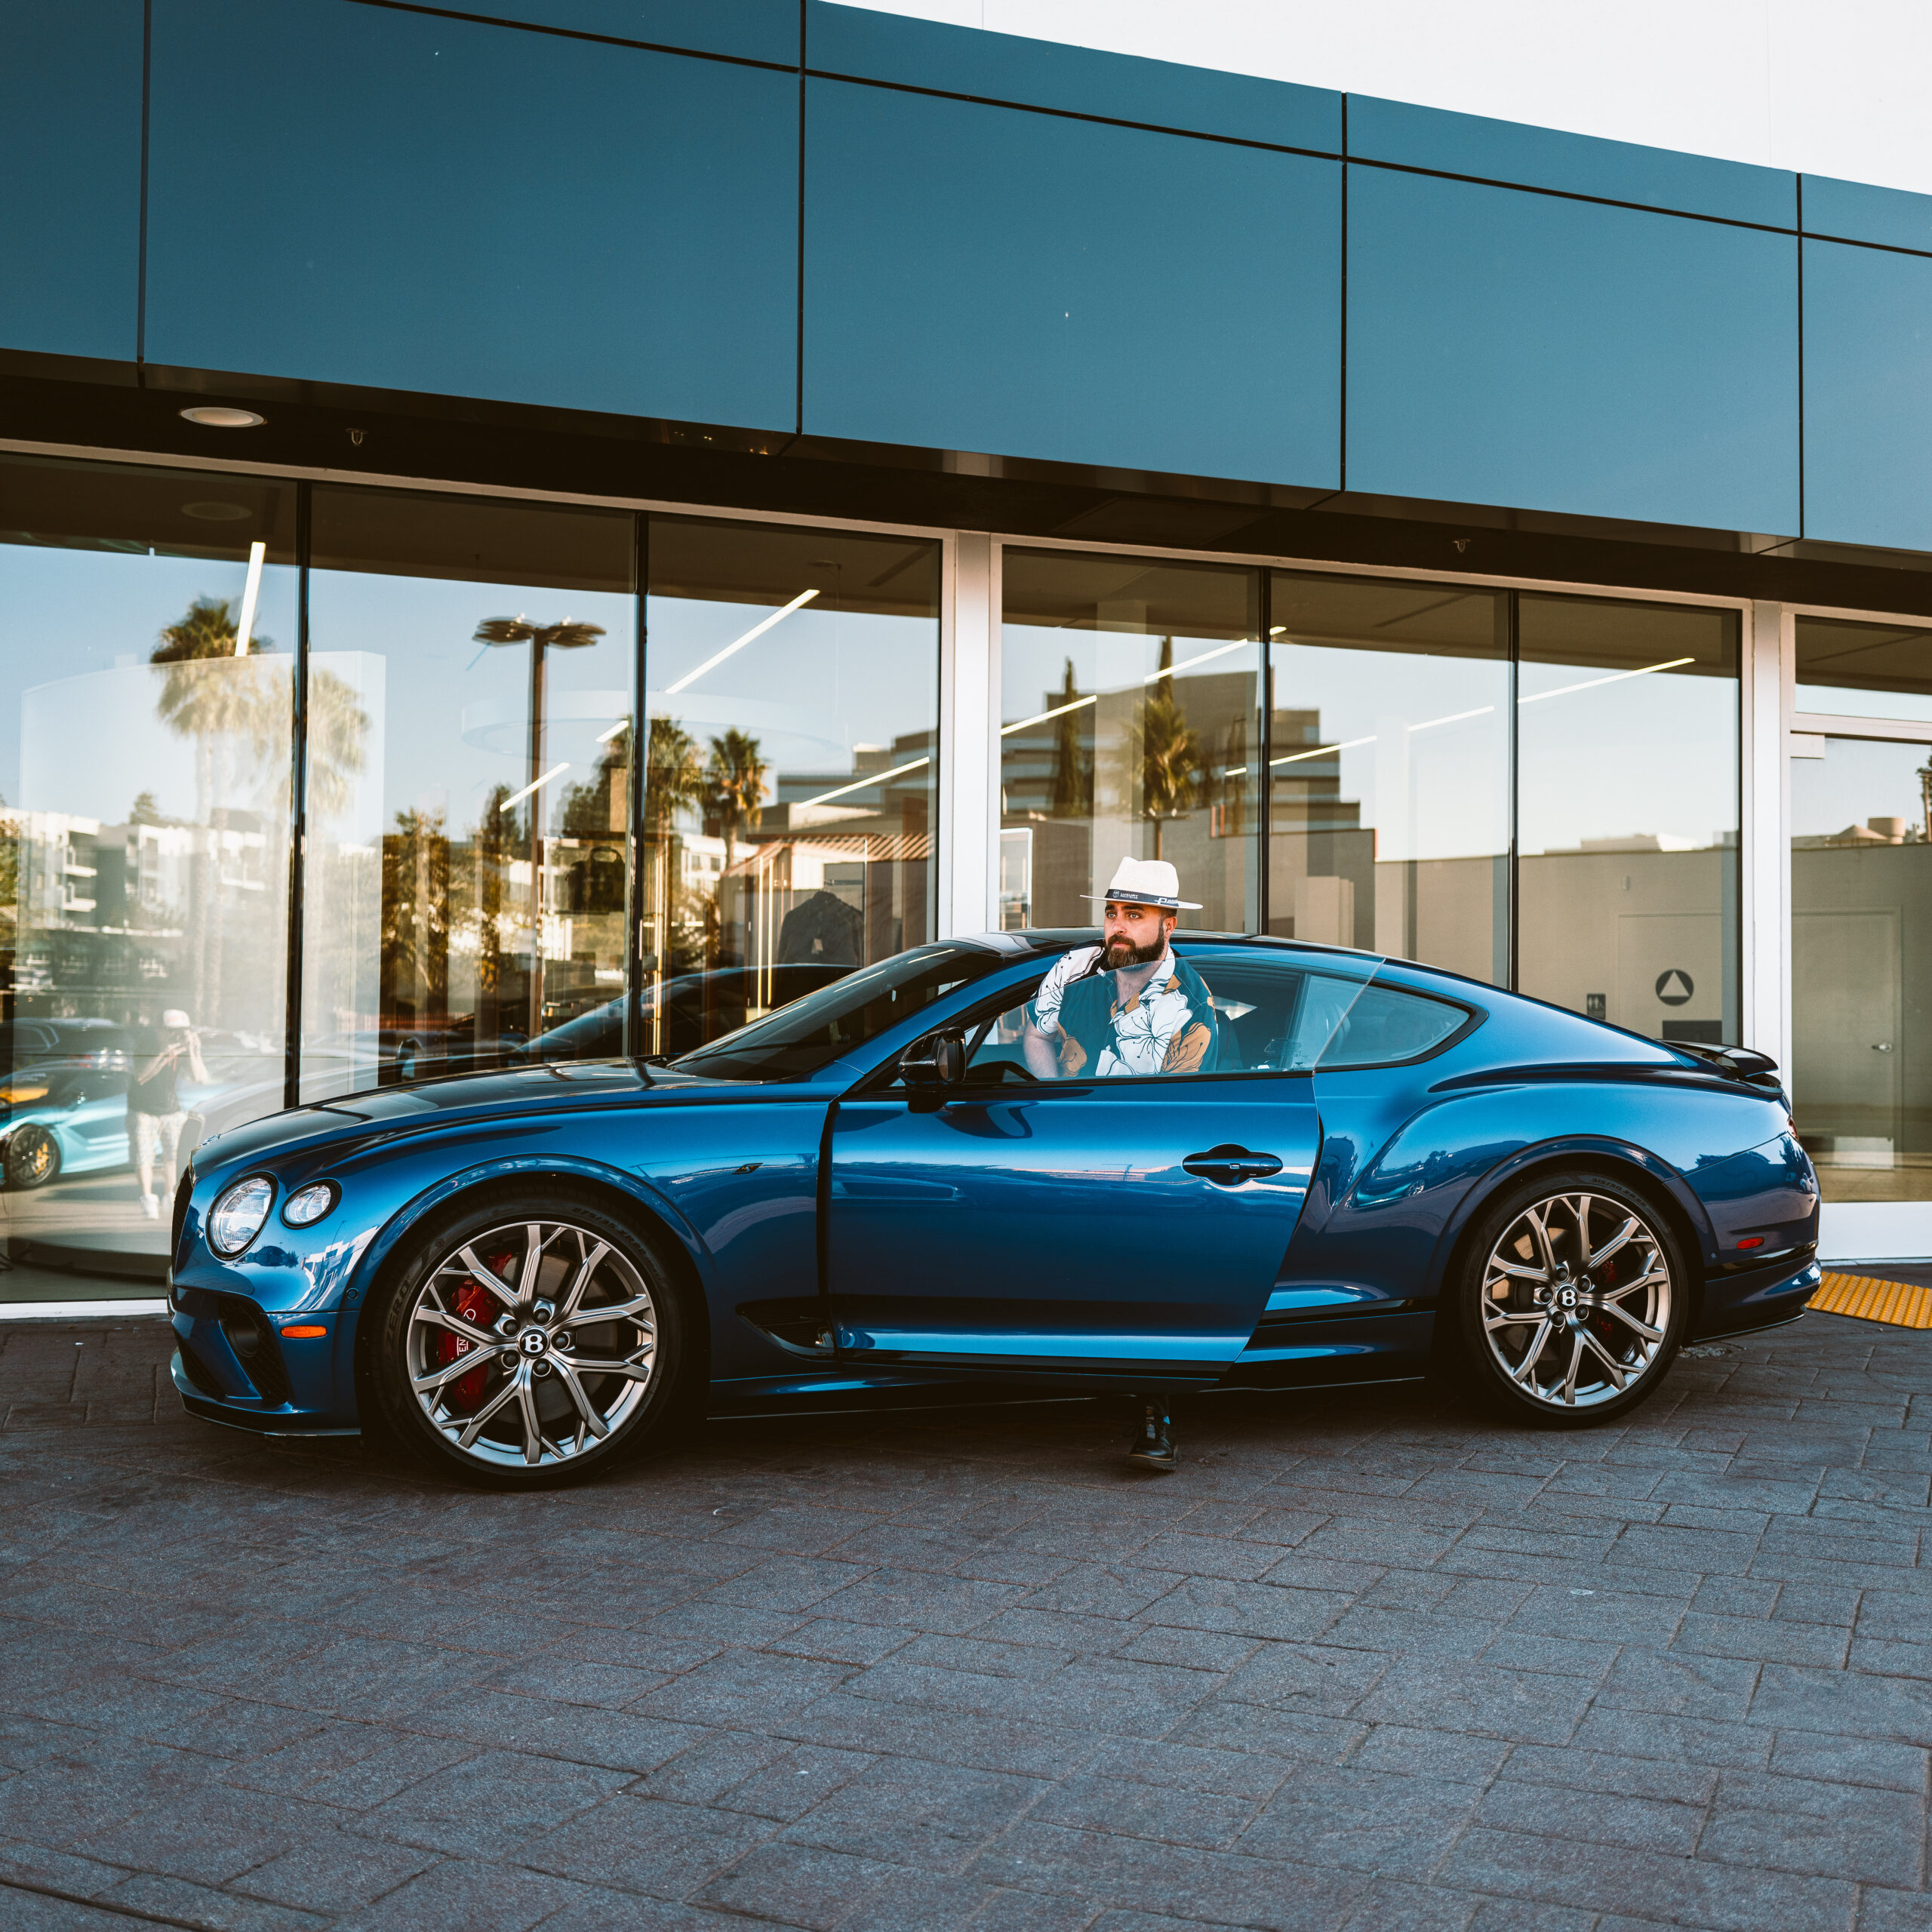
<box><xmin>1478</xmin><ymin>1190</ymin><xmax>1672</xmax><ymax>1410</ymax></box>
<box><xmin>405</xmin><ymin>1217</ymin><xmax>657</xmax><ymax>1469</ymax></box>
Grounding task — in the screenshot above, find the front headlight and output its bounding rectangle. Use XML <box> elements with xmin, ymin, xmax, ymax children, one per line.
<box><xmin>208</xmin><ymin>1176</ymin><xmax>275</xmax><ymax>1257</ymax></box>
<box><xmin>281</xmin><ymin>1181</ymin><xmax>338</xmax><ymax>1229</ymax></box>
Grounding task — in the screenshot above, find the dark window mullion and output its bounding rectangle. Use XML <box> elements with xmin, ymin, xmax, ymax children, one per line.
<box><xmin>625</xmin><ymin>514</ymin><xmax>648</xmax><ymax>1057</ymax></box>
<box><xmin>283</xmin><ymin>481</ymin><xmax>312</xmax><ymax>1112</ymax></box>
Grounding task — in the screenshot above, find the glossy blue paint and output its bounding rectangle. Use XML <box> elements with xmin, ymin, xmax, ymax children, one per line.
<box><xmin>1348</xmin><ymin>94</ymin><xmax>1795</xmax><ymax>229</ymax></box>
<box><xmin>1802</xmin><ymin>174</ymin><xmax>1932</xmax><ymax>253</ymax></box>
<box><xmin>1801</xmin><ymin>237</ymin><xmax>1932</xmax><ymax>552</ymax></box>
<box><xmin>168</xmin><ymin>935</ymin><xmax>1820</xmax><ymax>1442</ymax></box>
<box><xmin>804</xmin><ymin>78</ymin><xmax>1341</xmax><ymax>484</ymax></box>
<box><xmin>1347</xmin><ymin>167</ymin><xmax>1801</xmax><ymax>534</ymax></box>
<box><xmin>146</xmin><ymin>0</ymin><xmax>797</xmax><ymax>429</ymax></box>
<box><xmin>476</xmin><ymin>0</ymin><xmax>800</xmax><ymax>64</ymax></box>
<box><xmin>826</xmin><ymin>1076</ymin><xmax>1318</xmax><ymax>1379</ymax></box>
<box><xmin>0</xmin><ymin>0</ymin><xmax>143</xmax><ymax>361</ymax></box>
<box><xmin>805</xmin><ymin>2</ymin><xmax>1340</xmax><ymax>150</ymax></box>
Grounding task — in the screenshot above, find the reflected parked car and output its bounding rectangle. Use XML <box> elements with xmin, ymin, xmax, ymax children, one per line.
<box><xmin>0</xmin><ymin>1018</ymin><xmax>134</xmax><ymax>1077</ymax></box>
<box><xmin>169</xmin><ymin>932</ymin><xmax>1822</xmax><ymax>1488</ymax></box>
<box><xmin>0</xmin><ymin>1061</ymin><xmax>286</xmax><ymax>1190</ymax></box>
<box><xmin>519</xmin><ymin>963</ymin><xmax>852</xmax><ymax>1063</ymax></box>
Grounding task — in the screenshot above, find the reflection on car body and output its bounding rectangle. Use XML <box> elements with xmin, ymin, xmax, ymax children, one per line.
<box><xmin>167</xmin><ymin>932</ymin><xmax>1822</xmax><ymax>1487</ymax></box>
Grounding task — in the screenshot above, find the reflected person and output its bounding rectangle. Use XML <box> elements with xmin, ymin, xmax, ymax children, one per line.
<box><xmin>1019</xmin><ymin>858</ymin><xmax>1217</xmax><ymax>1472</ymax></box>
<box><xmin>129</xmin><ymin>1008</ymin><xmax>206</xmax><ymax>1221</ymax></box>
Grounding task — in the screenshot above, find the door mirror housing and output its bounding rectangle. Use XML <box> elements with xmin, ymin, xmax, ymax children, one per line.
<box><xmin>900</xmin><ymin>1029</ymin><xmax>965</xmax><ymax>1090</ymax></box>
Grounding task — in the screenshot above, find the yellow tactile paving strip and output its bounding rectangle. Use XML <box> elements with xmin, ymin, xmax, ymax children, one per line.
<box><xmin>1811</xmin><ymin>1272</ymin><xmax>1932</xmax><ymax>1329</ymax></box>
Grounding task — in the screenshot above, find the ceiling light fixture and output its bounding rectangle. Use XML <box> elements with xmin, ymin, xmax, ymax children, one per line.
<box><xmin>1519</xmin><ymin>656</ymin><xmax>1696</xmax><ymax>705</ymax></box>
<box><xmin>595</xmin><ymin>718</ymin><xmax>630</xmax><ymax>743</ymax></box>
<box><xmin>501</xmin><ymin>762</ymin><xmax>570</xmax><ymax>810</ymax></box>
<box><xmin>179</xmin><ymin>405</ymin><xmax>265</xmax><ymax>429</ymax></box>
<box><xmin>1001</xmin><ymin>693</ymin><xmax>1097</xmax><ymax>736</ymax></box>
<box><xmin>234</xmin><ymin>541</ymin><xmax>266</xmax><ymax>657</ymax></box>
<box><xmin>796</xmin><ymin>756</ymin><xmax>929</xmax><ymax>810</ymax></box>
<box><xmin>1143</xmin><ymin>639</ymin><xmax>1250</xmax><ymax>684</ymax></box>
<box><xmin>666</xmin><ymin>588</ymin><xmax>818</xmax><ymax>695</ymax></box>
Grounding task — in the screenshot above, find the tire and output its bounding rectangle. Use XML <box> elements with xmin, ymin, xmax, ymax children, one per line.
<box><xmin>368</xmin><ymin>1185</ymin><xmax>692</xmax><ymax>1488</ymax></box>
<box><xmin>1452</xmin><ymin>1167</ymin><xmax>1687</xmax><ymax>1427</ymax></box>
<box><xmin>7</xmin><ymin>1125</ymin><xmax>61</xmax><ymax>1190</ymax></box>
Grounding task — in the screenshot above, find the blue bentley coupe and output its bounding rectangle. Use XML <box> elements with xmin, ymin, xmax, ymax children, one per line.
<box><xmin>168</xmin><ymin>933</ymin><xmax>1820</xmax><ymax>1486</ymax></box>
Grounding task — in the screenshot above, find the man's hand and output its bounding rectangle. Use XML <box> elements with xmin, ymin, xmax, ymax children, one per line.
<box><xmin>1020</xmin><ymin>1020</ymin><xmax>1060</xmax><ymax>1080</ymax></box>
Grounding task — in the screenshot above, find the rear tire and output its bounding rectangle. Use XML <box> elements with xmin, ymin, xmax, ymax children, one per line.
<box><xmin>367</xmin><ymin>1185</ymin><xmax>692</xmax><ymax>1488</ymax></box>
<box><xmin>1452</xmin><ymin>1168</ymin><xmax>1686</xmax><ymax>1427</ymax></box>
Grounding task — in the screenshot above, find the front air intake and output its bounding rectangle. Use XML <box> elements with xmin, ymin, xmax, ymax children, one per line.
<box><xmin>216</xmin><ymin>1301</ymin><xmax>292</xmax><ymax>1406</ymax></box>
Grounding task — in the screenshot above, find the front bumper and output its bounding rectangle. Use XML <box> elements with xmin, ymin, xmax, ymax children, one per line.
<box><xmin>170</xmin><ymin>1281</ymin><xmax>359</xmax><ymax>1432</ymax></box>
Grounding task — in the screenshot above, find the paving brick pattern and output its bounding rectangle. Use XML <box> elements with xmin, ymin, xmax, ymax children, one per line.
<box><xmin>0</xmin><ymin>1312</ymin><xmax>1927</xmax><ymax>1931</ymax></box>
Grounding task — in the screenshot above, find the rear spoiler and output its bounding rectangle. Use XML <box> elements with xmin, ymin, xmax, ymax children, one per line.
<box><xmin>1671</xmin><ymin>1041</ymin><xmax>1784</xmax><ymax>1094</ymax></box>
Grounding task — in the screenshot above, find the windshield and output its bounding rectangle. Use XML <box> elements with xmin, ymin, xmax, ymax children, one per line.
<box><xmin>669</xmin><ymin>943</ymin><xmax>1004</xmax><ymax>1081</ymax></box>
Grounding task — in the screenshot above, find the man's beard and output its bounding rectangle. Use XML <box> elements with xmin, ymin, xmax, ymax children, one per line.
<box><xmin>1104</xmin><ymin>931</ymin><xmax>1165</xmax><ymax>968</ymax></box>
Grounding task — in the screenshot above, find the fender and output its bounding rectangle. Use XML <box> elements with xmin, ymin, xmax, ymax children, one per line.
<box><xmin>341</xmin><ymin>1149</ymin><xmax>718</xmax><ymax>1312</ymax></box>
<box><xmin>1293</xmin><ymin>1075</ymin><xmax>1782</xmax><ymax>1318</ymax></box>
<box><xmin>332</xmin><ymin>1151</ymin><xmax>722</xmax><ymax>1420</ymax></box>
<box><xmin>1422</xmin><ymin>1132</ymin><xmax>1718</xmax><ymax>1306</ymax></box>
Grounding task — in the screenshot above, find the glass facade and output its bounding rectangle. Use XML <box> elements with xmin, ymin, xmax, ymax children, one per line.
<box><xmin>0</xmin><ymin>447</ymin><xmax>1826</xmax><ymax>1284</ymax></box>
<box><xmin>0</xmin><ymin>457</ymin><xmax>297</xmax><ymax>1277</ymax></box>
<box><xmin>1003</xmin><ymin>553</ymin><xmax>1739</xmax><ymax>1047</ymax></box>
<box><xmin>1792</xmin><ymin>616</ymin><xmax>1932</xmax><ymax>1204</ymax></box>
<box><xmin>1000</xmin><ymin>550</ymin><xmax>1261</xmax><ymax>933</ymax></box>
<box><xmin>1517</xmin><ymin>595</ymin><xmax>1740</xmax><ymax>1044</ymax></box>
<box><xmin>1267</xmin><ymin>573</ymin><xmax>1509</xmax><ymax>977</ymax></box>
<box><xmin>302</xmin><ymin>490</ymin><xmax>637</xmax><ymax>1097</ymax></box>
<box><xmin>642</xmin><ymin>519</ymin><xmax>940</xmax><ymax>1057</ymax></box>
<box><xmin>1795</xmin><ymin>614</ymin><xmax>1932</xmax><ymax>724</ymax></box>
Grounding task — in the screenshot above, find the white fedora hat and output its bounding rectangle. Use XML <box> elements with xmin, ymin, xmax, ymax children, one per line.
<box><xmin>1081</xmin><ymin>857</ymin><xmax>1200</xmax><ymax>910</ymax></box>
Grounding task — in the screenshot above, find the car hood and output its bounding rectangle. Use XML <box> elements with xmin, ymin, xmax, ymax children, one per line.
<box><xmin>192</xmin><ymin>1058</ymin><xmax>777</xmax><ymax>1171</ymax></box>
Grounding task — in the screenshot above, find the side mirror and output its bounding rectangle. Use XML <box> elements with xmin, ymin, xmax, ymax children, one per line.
<box><xmin>900</xmin><ymin>1029</ymin><xmax>965</xmax><ymax>1089</ymax></box>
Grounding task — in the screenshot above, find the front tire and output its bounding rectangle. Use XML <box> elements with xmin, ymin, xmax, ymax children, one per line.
<box><xmin>368</xmin><ymin>1187</ymin><xmax>691</xmax><ymax>1487</ymax></box>
<box><xmin>1453</xmin><ymin>1168</ymin><xmax>1686</xmax><ymax>1426</ymax></box>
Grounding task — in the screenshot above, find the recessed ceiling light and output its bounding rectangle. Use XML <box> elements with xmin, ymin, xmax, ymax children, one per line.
<box><xmin>179</xmin><ymin>405</ymin><xmax>264</xmax><ymax>429</ymax></box>
<box><xmin>181</xmin><ymin>500</ymin><xmax>251</xmax><ymax>521</ymax></box>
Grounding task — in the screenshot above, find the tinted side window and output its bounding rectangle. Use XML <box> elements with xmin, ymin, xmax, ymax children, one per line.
<box><xmin>957</xmin><ymin>952</ymin><xmax>1374</xmax><ymax>1083</ymax></box>
<box><xmin>1317</xmin><ymin>983</ymin><xmax>1467</xmax><ymax>1068</ymax></box>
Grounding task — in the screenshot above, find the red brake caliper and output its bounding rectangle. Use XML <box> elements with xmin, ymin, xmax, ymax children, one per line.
<box><xmin>432</xmin><ymin>1253</ymin><xmax>515</xmax><ymax>1411</ymax></box>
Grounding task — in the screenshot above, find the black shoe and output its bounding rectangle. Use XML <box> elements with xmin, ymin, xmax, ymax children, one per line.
<box><xmin>1127</xmin><ymin>1402</ymin><xmax>1177</xmax><ymax>1472</ymax></box>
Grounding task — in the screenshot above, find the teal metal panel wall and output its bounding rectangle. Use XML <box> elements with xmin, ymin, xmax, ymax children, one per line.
<box><xmin>9</xmin><ymin>0</ymin><xmax>1932</xmax><ymax>555</ymax></box>
<box><xmin>144</xmin><ymin>0</ymin><xmax>798</xmax><ymax>431</ymax></box>
<box><xmin>804</xmin><ymin>1</ymin><xmax>1339</xmax><ymax>149</ymax></box>
<box><xmin>1349</xmin><ymin>94</ymin><xmax>1795</xmax><ymax>227</ymax></box>
<box><xmin>1803</xmin><ymin>238</ymin><xmax>1932</xmax><ymax>553</ymax></box>
<box><xmin>804</xmin><ymin>78</ymin><xmax>1341</xmax><ymax>484</ymax></box>
<box><xmin>1347</xmin><ymin>168</ymin><xmax>1801</xmax><ymax>535</ymax></box>
<box><xmin>0</xmin><ymin>0</ymin><xmax>144</xmax><ymax>361</ymax></box>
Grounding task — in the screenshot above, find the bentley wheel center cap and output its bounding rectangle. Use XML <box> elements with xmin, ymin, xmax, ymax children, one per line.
<box><xmin>1557</xmin><ymin>1286</ymin><xmax>1580</xmax><ymax>1311</ymax></box>
<box><xmin>518</xmin><ymin>1329</ymin><xmax>549</xmax><ymax>1357</ymax></box>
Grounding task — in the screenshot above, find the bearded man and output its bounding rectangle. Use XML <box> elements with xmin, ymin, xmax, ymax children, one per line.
<box><xmin>1018</xmin><ymin>857</ymin><xmax>1218</xmax><ymax>1470</ymax></box>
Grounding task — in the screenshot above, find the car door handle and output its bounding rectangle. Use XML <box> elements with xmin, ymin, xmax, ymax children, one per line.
<box><xmin>1183</xmin><ymin>1145</ymin><xmax>1284</xmax><ymax>1186</ymax></box>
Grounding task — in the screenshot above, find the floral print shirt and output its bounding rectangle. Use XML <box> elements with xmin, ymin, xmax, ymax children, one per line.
<box><xmin>1029</xmin><ymin>945</ymin><xmax>1219</xmax><ymax>1078</ymax></box>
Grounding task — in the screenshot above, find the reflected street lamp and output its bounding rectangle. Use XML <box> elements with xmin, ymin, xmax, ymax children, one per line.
<box><xmin>474</xmin><ymin>615</ymin><xmax>608</xmax><ymax>1045</ymax></box>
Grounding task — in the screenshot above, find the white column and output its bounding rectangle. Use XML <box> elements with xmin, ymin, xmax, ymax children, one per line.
<box><xmin>938</xmin><ymin>532</ymin><xmax>997</xmax><ymax>937</ymax></box>
<box><xmin>1743</xmin><ymin>599</ymin><xmax>1788</xmax><ymax>1066</ymax></box>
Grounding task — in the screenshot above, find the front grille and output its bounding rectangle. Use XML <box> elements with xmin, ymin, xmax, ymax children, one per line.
<box><xmin>216</xmin><ymin>1302</ymin><xmax>292</xmax><ymax>1406</ymax></box>
<box><xmin>175</xmin><ymin>1337</ymin><xmax>224</xmax><ymax>1398</ymax></box>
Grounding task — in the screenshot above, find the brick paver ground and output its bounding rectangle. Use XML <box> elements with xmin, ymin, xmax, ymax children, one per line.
<box><xmin>0</xmin><ymin>1311</ymin><xmax>1927</xmax><ymax>1932</ymax></box>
